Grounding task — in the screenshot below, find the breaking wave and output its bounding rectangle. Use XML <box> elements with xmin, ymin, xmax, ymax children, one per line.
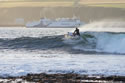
<box><xmin>0</xmin><ymin>21</ymin><xmax>125</xmax><ymax>77</ymax></box>
<box><xmin>0</xmin><ymin>20</ymin><xmax>125</xmax><ymax>54</ymax></box>
<box><xmin>64</xmin><ymin>20</ymin><xmax>125</xmax><ymax>54</ymax></box>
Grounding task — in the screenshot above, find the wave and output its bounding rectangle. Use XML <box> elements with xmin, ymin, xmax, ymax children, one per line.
<box><xmin>64</xmin><ymin>20</ymin><xmax>125</xmax><ymax>54</ymax></box>
<box><xmin>0</xmin><ymin>20</ymin><xmax>125</xmax><ymax>54</ymax></box>
<box><xmin>0</xmin><ymin>36</ymin><xmax>65</xmax><ymax>50</ymax></box>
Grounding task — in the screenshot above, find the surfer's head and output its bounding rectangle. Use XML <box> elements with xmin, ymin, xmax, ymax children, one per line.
<box><xmin>76</xmin><ymin>27</ymin><xmax>79</xmax><ymax>30</ymax></box>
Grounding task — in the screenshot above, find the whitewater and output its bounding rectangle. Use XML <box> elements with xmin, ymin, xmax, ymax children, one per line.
<box><xmin>0</xmin><ymin>20</ymin><xmax>125</xmax><ymax>77</ymax></box>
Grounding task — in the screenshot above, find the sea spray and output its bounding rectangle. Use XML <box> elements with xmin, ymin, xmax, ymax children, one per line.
<box><xmin>64</xmin><ymin>20</ymin><xmax>125</xmax><ymax>54</ymax></box>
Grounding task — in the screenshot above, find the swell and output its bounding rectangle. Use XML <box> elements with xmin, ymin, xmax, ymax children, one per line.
<box><xmin>1</xmin><ymin>30</ymin><xmax>125</xmax><ymax>54</ymax></box>
<box><xmin>0</xmin><ymin>35</ymin><xmax>65</xmax><ymax>50</ymax></box>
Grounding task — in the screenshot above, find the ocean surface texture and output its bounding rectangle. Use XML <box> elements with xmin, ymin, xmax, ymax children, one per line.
<box><xmin>0</xmin><ymin>21</ymin><xmax>125</xmax><ymax>77</ymax></box>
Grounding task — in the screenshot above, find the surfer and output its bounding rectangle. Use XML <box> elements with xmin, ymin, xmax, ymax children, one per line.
<box><xmin>73</xmin><ymin>28</ymin><xmax>80</xmax><ymax>36</ymax></box>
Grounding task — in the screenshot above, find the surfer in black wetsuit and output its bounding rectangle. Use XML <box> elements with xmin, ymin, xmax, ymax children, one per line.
<box><xmin>73</xmin><ymin>28</ymin><xmax>80</xmax><ymax>36</ymax></box>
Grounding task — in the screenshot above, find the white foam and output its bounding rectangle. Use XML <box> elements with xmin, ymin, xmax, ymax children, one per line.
<box><xmin>0</xmin><ymin>26</ymin><xmax>124</xmax><ymax>77</ymax></box>
<box><xmin>0</xmin><ymin>50</ymin><xmax>125</xmax><ymax>76</ymax></box>
<box><xmin>64</xmin><ymin>20</ymin><xmax>125</xmax><ymax>54</ymax></box>
<box><xmin>95</xmin><ymin>33</ymin><xmax>125</xmax><ymax>53</ymax></box>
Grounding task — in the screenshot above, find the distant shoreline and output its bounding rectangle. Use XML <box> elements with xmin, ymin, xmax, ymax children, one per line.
<box><xmin>0</xmin><ymin>3</ymin><xmax>125</xmax><ymax>27</ymax></box>
<box><xmin>0</xmin><ymin>1</ymin><xmax>125</xmax><ymax>8</ymax></box>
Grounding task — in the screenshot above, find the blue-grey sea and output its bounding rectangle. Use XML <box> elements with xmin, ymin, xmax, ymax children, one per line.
<box><xmin>0</xmin><ymin>21</ymin><xmax>125</xmax><ymax>77</ymax></box>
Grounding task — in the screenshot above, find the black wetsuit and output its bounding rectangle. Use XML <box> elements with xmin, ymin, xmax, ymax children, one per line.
<box><xmin>74</xmin><ymin>28</ymin><xmax>80</xmax><ymax>36</ymax></box>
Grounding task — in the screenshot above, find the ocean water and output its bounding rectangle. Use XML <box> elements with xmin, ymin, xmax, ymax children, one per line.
<box><xmin>0</xmin><ymin>21</ymin><xmax>125</xmax><ymax>77</ymax></box>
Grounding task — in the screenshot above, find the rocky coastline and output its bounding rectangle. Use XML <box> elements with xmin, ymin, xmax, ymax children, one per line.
<box><xmin>0</xmin><ymin>73</ymin><xmax>125</xmax><ymax>83</ymax></box>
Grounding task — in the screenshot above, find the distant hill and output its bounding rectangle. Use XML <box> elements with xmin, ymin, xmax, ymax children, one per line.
<box><xmin>1</xmin><ymin>0</ymin><xmax>125</xmax><ymax>3</ymax></box>
<box><xmin>80</xmin><ymin>0</ymin><xmax>125</xmax><ymax>3</ymax></box>
<box><xmin>0</xmin><ymin>0</ymin><xmax>74</xmax><ymax>2</ymax></box>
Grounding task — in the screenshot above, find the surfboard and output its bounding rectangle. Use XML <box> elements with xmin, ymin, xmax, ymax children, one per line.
<box><xmin>64</xmin><ymin>32</ymin><xmax>80</xmax><ymax>39</ymax></box>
